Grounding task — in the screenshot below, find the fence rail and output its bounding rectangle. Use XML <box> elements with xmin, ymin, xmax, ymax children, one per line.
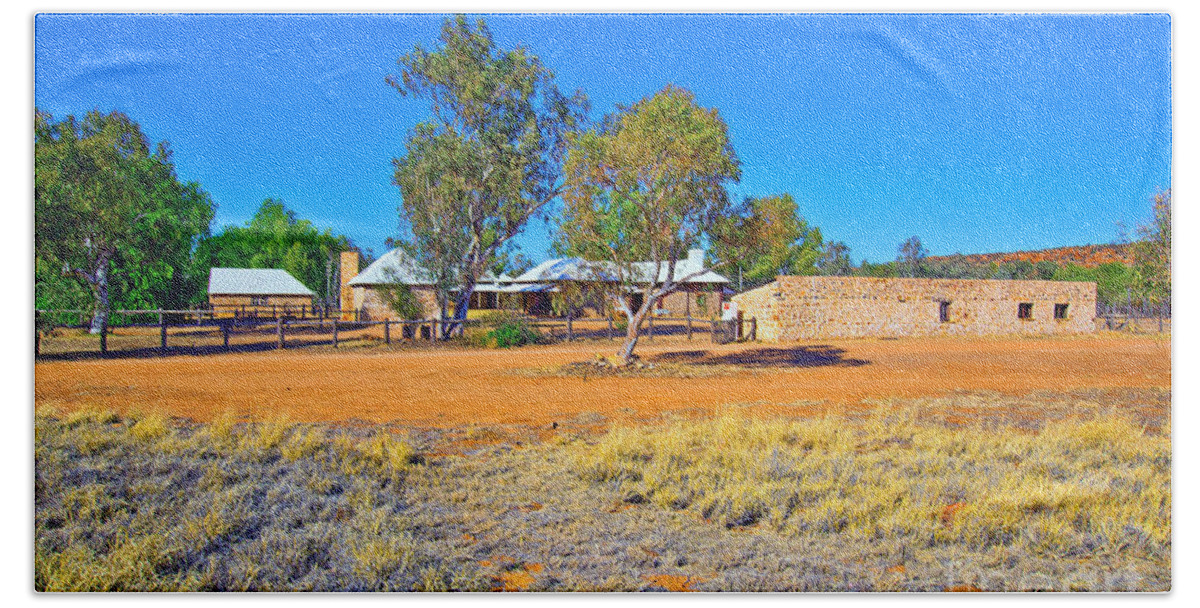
<box><xmin>34</xmin><ymin>308</ymin><xmax>756</xmax><ymax>359</ymax></box>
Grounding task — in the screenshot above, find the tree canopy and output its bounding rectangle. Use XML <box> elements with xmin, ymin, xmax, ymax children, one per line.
<box><xmin>389</xmin><ymin>15</ymin><xmax>587</xmax><ymax>334</ymax></box>
<box><xmin>195</xmin><ymin>199</ymin><xmax>351</xmax><ymax>306</ymax></box>
<box><xmin>896</xmin><ymin>236</ymin><xmax>929</xmax><ymax>278</ymax></box>
<box><xmin>35</xmin><ymin>109</ymin><xmax>214</xmax><ymax>330</ymax></box>
<box><xmin>1133</xmin><ymin>188</ymin><xmax>1170</xmax><ymax>308</ymax></box>
<box><xmin>710</xmin><ymin>194</ymin><xmax>823</xmax><ymax>290</ymax></box>
<box><xmin>561</xmin><ymin>84</ymin><xmax>789</xmax><ymax>363</ymax></box>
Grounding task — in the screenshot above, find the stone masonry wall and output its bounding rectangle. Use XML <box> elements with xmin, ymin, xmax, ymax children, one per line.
<box><xmin>354</xmin><ymin>285</ymin><xmax>440</xmax><ymax>321</ymax></box>
<box><xmin>733</xmin><ymin>276</ymin><xmax>1096</xmax><ymax>342</ymax></box>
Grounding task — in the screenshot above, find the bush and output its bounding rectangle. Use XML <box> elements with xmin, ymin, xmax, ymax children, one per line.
<box><xmin>470</xmin><ymin>312</ymin><xmax>542</xmax><ymax>348</ymax></box>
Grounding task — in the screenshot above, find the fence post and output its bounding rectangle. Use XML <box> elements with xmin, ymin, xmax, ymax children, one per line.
<box><xmin>160</xmin><ymin>314</ymin><xmax>168</xmax><ymax>354</ymax></box>
<box><xmin>384</xmin><ymin>320</ymin><xmax>391</xmax><ymax>345</ymax></box>
<box><xmin>686</xmin><ymin>315</ymin><xmax>693</xmax><ymax>340</ymax></box>
<box><xmin>430</xmin><ymin>319</ymin><xmax>437</xmax><ymax>343</ymax></box>
<box><xmin>99</xmin><ymin>320</ymin><xmax>108</xmax><ymax>355</ymax></box>
<box><xmin>277</xmin><ymin>317</ymin><xmax>285</xmax><ymax>349</ymax></box>
<box><xmin>567</xmin><ymin>312</ymin><xmax>574</xmax><ymax>342</ymax></box>
<box><xmin>750</xmin><ymin>316</ymin><xmax>757</xmax><ymax>341</ymax></box>
<box><xmin>332</xmin><ymin>320</ymin><xmax>339</xmax><ymax>348</ymax></box>
<box><xmin>222</xmin><ymin>321</ymin><xmax>230</xmax><ymax>349</ymax></box>
<box><xmin>647</xmin><ymin>314</ymin><xmax>654</xmax><ymax>341</ymax></box>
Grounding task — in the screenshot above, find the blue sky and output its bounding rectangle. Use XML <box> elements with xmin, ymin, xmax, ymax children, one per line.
<box><xmin>34</xmin><ymin>12</ymin><xmax>1171</xmax><ymax>264</ymax></box>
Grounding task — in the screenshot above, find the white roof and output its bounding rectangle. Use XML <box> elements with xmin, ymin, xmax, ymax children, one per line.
<box><xmin>348</xmin><ymin>248</ymin><xmax>508</xmax><ymax>287</ymax></box>
<box><xmin>513</xmin><ymin>248</ymin><xmax>729</xmax><ymax>285</ymax></box>
<box><xmin>208</xmin><ymin>268</ymin><xmax>316</xmax><ymax>297</ymax></box>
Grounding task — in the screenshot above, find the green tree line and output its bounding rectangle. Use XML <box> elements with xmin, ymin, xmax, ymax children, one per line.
<box><xmin>35</xmin><ymin>110</ymin><xmax>360</xmax><ymax>330</ymax></box>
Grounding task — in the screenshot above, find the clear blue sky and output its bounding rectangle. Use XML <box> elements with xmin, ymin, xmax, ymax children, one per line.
<box><xmin>34</xmin><ymin>13</ymin><xmax>1171</xmax><ymax>264</ymax></box>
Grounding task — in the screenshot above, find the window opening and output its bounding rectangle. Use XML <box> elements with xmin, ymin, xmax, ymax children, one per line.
<box><xmin>1017</xmin><ymin>302</ymin><xmax>1033</xmax><ymax>320</ymax></box>
<box><xmin>1054</xmin><ymin>303</ymin><xmax>1069</xmax><ymax>320</ymax></box>
<box><xmin>939</xmin><ymin>301</ymin><xmax>950</xmax><ymax>323</ymax></box>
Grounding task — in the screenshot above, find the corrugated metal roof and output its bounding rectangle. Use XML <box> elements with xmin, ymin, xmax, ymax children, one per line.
<box><xmin>512</xmin><ymin>249</ymin><xmax>729</xmax><ymax>285</ymax></box>
<box><xmin>347</xmin><ymin>248</ymin><xmax>435</xmax><ymax>286</ymax></box>
<box><xmin>348</xmin><ymin>248</ymin><xmax>509</xmax><ymax>287</ymax></box>
<box><xmin>208</xmin><ymin>268</ymin><xmax>316</xmax><ymax>296</ymax></box>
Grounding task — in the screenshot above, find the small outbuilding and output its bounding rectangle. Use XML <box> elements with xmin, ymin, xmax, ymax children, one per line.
<box><xmin>208</xmin><ymin>267</ymin><xmax>316</xmax><ymax>318</ymax></box>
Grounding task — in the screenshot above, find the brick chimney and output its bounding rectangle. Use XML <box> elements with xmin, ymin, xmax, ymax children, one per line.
<box><xmin>340</xmin><ymin>251</ymin><xmax>359</xmax><ymax>317</ymax></box>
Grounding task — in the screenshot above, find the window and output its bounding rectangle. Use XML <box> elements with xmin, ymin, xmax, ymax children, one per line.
<box><xmin>939</xmin><ymin>301</ymin><xmax>950</xmax><ymax>323</ymax></box>
<box><xmin>1054</xmin><ymin>303</ymin><xmax>1069</xmax><ymax>320</ymax></box>
<box><xmin>1017</xmin><ymin>302</ymin><xmax>1033</xmax><ymax>320</ymax></box>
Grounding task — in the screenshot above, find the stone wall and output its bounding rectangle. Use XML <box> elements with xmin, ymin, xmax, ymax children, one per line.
<box><xmin>354</xmin><ymin>285</ymin><xmax>441</xmax><ymax>321</ymax></box>
<box><xmin>732</xmin><ymin>276</ymin><xmax>1096</xmax><ymax>341</ymax></box>
<box><xmin>653</xmin><ymin>286</ymin><xmax>722</xmax><ymax>318</ymax></box>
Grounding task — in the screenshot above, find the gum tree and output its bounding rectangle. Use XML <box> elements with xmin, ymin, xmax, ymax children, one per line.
<box><xmin>710</xmin><ymin>193</ymin><xmax>822</xmax><ymax>290</ymax></box>
<box><xmin>559</xmin><ymin>85</ymin><xmax>788</xmax><ymax>364</ymax></box>
<box><xmin>1133</xmin><ymin>187</ymin><xmax>1171</xmax><ymax>309</ymax></box>
<box><xmin>35</xmin><ymin>109</ymin><xmax>214</xmax><ymax>332</ymax></box>
<box><xmin>389</xmin><ymin>15</ymin><xmax>587</xmax><ymax>336</ymax></box>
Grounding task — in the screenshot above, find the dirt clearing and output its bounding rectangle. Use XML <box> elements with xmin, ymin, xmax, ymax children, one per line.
<box><xmin>34</xmin><ymin>333</ymin><xmax>1170</xmax><ymax>427</ymax></box>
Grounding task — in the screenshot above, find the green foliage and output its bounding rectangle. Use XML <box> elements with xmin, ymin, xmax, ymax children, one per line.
<box><xmin>35</xmin><ymin>109</ymin><xmax>215</xmax><ymax>324</ymax></box>
<box><xmin>478</xmin><ymin>312</ymin><xmax>542</xmax><ymax>348</ymax></box>
<box><xmin>375</xmin><ymin>268</ymin><xmax>426</xmax><ymax>320</ymax></box>
<box><xmin>815</xmin><ymin>240</ymin><xmax>854</xmax><ymax>276</ymax></box>
<box><xmin>1051</xmin><ymin>262</ymin><xmax>1137</xmax><ymax>308</ymax></box>
<box><xmin>489</xmin><ymin>248</ymin><xmax>535</xmax><ymax>279</ymax></box>
<box><xmin>711</xmin><ymin>194</ymin><xmax>823</xmax><ymax>289</ymax></box>
<box><xmin>561</xmin><ymin>85</ymin><xmax>770</xmax><ymax>362</ymax></box>
<box><xmin>896</xmin><ymin>236</ymin><xmax>928</xmax><ymax>278</ymax></box>
<box><xmin>856</xmin><ymin>260</ymin><xmax>897</xmax><ymax>278</ymax></box>
<box><xmin>389</xmin><ymin>15</ymin><xmax>587</xmax><ymax>329</ymax></box>
<box><xmin>1035</xmin><ymin>260</ymin><xmax>1060</xmax><ymax>280</ymax></box>
<box><xmin>195</xmin><ymin>199</ymin><xmax>350</xmax><ymax>303</ymax></box>
<box><xmin>1132</xmin><ymin>188</ymin><xmax>1170</xmax><ymax>306</ymax></box>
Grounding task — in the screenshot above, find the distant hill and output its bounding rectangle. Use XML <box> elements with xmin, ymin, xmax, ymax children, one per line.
<box><xmin>926</xmin><ymin>244</ymin><xmax>1135</xmax><ymax>268</ymax></box>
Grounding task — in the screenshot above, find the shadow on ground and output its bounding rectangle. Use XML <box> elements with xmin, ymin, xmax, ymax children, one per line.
<box><xmin>648</xmin><ymin>345</ymin><xmax>870</xmax><ymax>368</ymax></box>
<box><xmin>34</xmin><ymin>323</ymin><xmax>387</xmax><ymax>362</ymax></box>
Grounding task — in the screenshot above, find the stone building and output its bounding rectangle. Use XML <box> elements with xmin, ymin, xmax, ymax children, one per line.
<box><xmin>511</xmin><ymin>248</ymin><xmax>729</xmax><ymax>318</ymax></box>
<box><xmin>732</xmin><ymin>276</ymin><xmax>1096</xmax><ymax>342</ymax></box>
<box><xmin>341</xmin><ymin>247</ymin><xmax>730</xmax><ymax>321</ymax></box>
<box><xmin>341</xmin><ymin>249</ymin><xmax>513</xmax><ymax>321</ymax></box>
<box><xmin>207</xmin><ymin>267</ymin><xmax>316</xmax><ymax>318</ymax></box>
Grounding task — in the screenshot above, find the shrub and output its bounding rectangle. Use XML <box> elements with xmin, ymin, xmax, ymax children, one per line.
<box><xmin>473</xmin><ymin>311</ymin><xmax>542</xmax><ymax>348</ymax></box>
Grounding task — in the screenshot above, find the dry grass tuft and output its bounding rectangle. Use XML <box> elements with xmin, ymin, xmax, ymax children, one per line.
<box><xmin>574</xmin><ymin>407</ymin><xmax>1171</xmax><ymax>565</ymax></box>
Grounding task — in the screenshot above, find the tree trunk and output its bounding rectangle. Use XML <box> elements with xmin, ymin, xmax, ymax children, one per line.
<box><xmin>89</xmin><ymin>258</ymin><xmax>111</xmax><ymax>335</ymax></box>
<box><xmin>618</xmin><ymin>303</ymin><xmax>653</xmax><ymax>365</ymax></box>
<box><xmin>447</xmin><ymin>287</ymin><xmax>474</xmax><ymax>339</ymax></box>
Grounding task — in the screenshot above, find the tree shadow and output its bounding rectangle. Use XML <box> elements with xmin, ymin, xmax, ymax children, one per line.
<box><xmin>648</xmin><ymin>345</ymin><xmax>870</xmax><ymax>368</ymax></box>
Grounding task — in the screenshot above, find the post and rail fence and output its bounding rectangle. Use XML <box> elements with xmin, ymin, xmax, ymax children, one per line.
<box><xmin>34</xmin><ymin>307</ymin><xmax>763</xmax><ymax>359</ymax></box>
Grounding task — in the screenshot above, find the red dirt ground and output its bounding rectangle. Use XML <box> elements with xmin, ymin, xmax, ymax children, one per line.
<box><xmin>33</xmin><ymin>333</ymin><xmax>1170</xmax><ymax>427</ymax></box>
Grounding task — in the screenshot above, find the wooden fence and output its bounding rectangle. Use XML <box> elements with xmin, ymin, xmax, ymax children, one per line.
<box><xmin>34</xmin><ymin>309</ymin><xmax>758</xmax><ymax>358</ymax></box>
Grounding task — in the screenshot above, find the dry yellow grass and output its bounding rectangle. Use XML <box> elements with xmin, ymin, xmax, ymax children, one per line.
<box><xmin>575</xmin><ymin>404</ymin><xmax>1171</xmax><ymax>562</ymax></box>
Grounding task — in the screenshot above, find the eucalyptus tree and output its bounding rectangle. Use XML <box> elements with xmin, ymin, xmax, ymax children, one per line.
<box><xmin>35</xmin><ymin>109</ymin><xmax>214</xmax><ymax>331</ymax></box>
<box><xmin>389</xmin><ymin>15</ymin><xmax>587</xmax><ymax>336</ymax></box>
<box><xmin>711</xmin><ymin>194</ymin><xmax>823</xmax><ymax>290</ymax></box>
<box><xmin>559</xmin><ymin>85</ymin><xmax>786</xmax><ymax>364</ymax></box>
<box><xmin>1133</xmin><ymin>188</ymin><xmax>1171</xmax><ymax>309</ymax></box>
